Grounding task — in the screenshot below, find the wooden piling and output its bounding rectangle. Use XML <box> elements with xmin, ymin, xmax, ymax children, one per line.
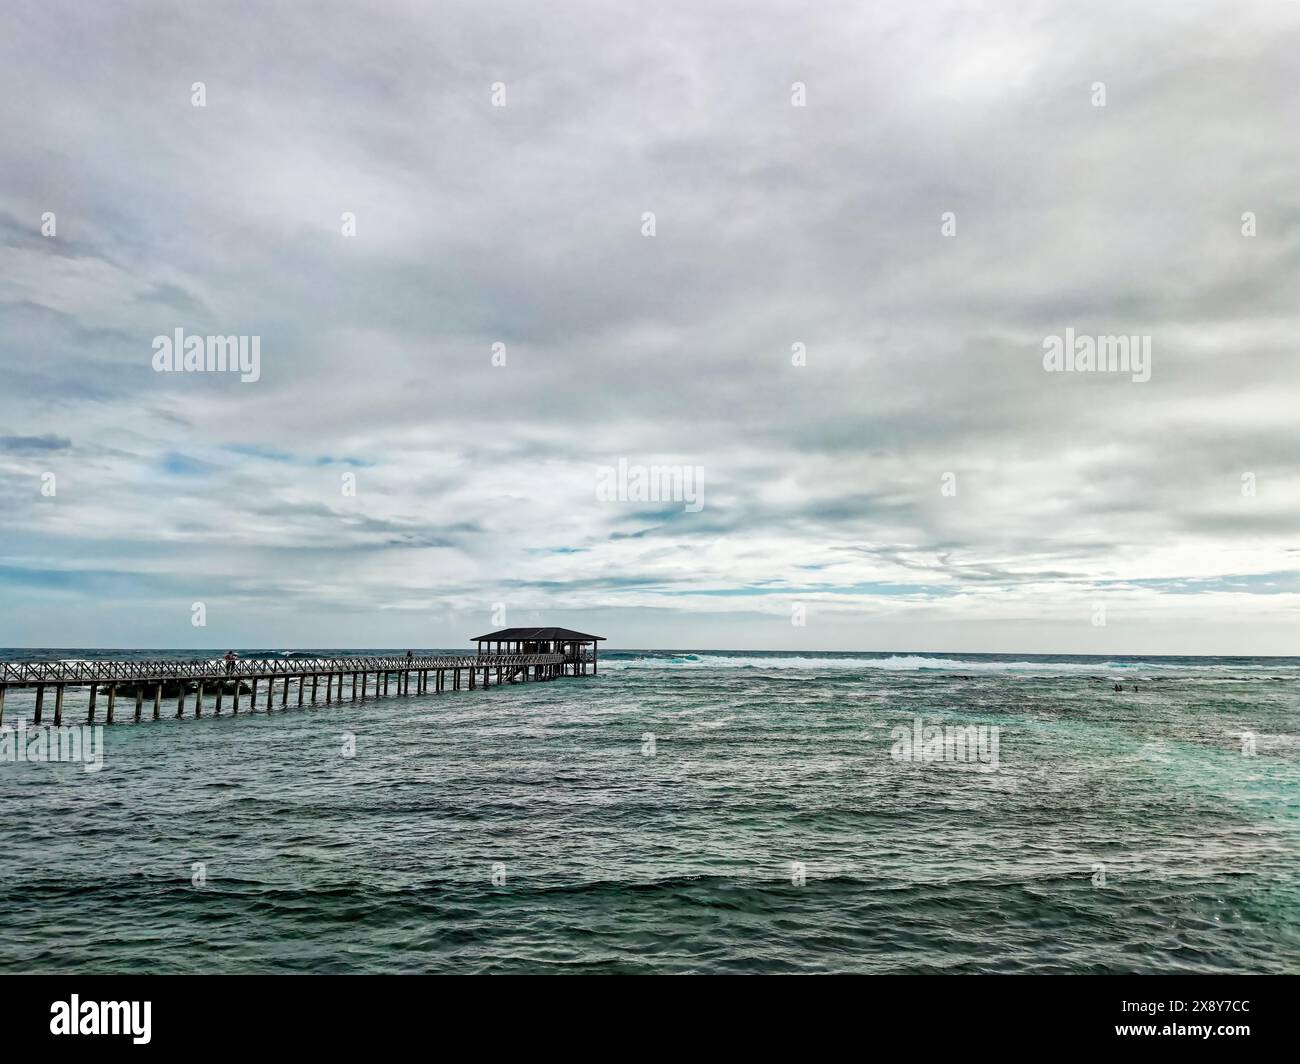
<box><xmin>87</xmin><ymin>684</ymin><xmax>98</xmax><ymax>724</ymax></box>
<box><xmin>0</xmin><ymin>685</ymin><xmax>5</xmax><ymax>726</ymax></box>
<box><xmin>282</xmin><ymin>676</ymin><xmax>289</xmax><ymax>708</ymax></box>
<box><xmin>134</xmin><ymin>688</ymin><xmax>143</xmax><ymax>722</ymax></box>
<box><xmin>34</xmin><ymin>684</ymin><xmax>45</xmax><ymax>724</ymax></box>
<box><xmin>311</xmin><ymin>674</ymin><xmax>319</xmax><ymax>704</ymax></box>
<box><xmin>153</xmin><ymin>683</ymin><xmax>162</xmax><ymax>721</ymax></box>
<box><xmin>176</xmin><ymin>685</ymin><xmax>185</xmax><ymax>719</ymax></box>
<box><xmin>106</xmin><ymin>684</ymin><xmax>116</xmax><ymax>724</ymax></box>
<box><xmin>195</xmin><ymin>681</ymin><xmax>203</xmax><ymax>718</ymax></box>
<box><xmin>53</xmin><ymin>683</ymin><xmax>65</xmax><ymax>725</ymax></box>
<box><xmin>215</xmin><ymin>683</ymin><xmax>224</xmax><ymax>716</ymax></box>
<box><xmin>298</xmin><ymin>676</ymin><xmax>305</xmax><ymax>707</ymax></box>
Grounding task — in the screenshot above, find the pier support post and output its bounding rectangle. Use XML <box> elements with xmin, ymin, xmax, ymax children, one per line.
<box><xmin>153</xmin><ymin>683</ymin><xmax>162</xmax><ymax>721</ymax></box>
<box><xmin>351</xmin><ymin>672</ymin><xmax>358</xmax><ymax>702</ymax></box>
<box><xmin>195</xmin><ymin>681</ymin><xmax>203</xmax><ymax>718</ymax></box>
<box><xmin>325</xmin><ymin>674</ymin><xmax>333</xmax><ymax>704</ymax></box>
<box><xmin>87</xmin><ymin>684</ymin><xmax>98</xmax><ymax>724</ymax></box>
<box><xmin>232</xmin><ymin>681</ymin><xmax>240</xmax><ymax>715</ymax></box>
<box><xmin>0</xmin><ymin>685</ymin><xmax>5</xmax><ymax>726</ymax></box>
<box><xmin>298</xmin><ymin>677</ymin><xmax>305</xmax><ymax>707</ymax></box>
<box><xmin>176</xmin><ymin>685</ymin><xmax>185</xmax><ymax>719</ymax></box>
<box><xmin>282</xmin><ymin>676</ymin><xmax>289</xmax><ymax>708</ymax></box>
<box><xmin>469</xmin><ymin>667</ymin><xmax>475</xmax><ymax>689</ymax></box>
<box><xmin>106</xmin><ymin>685</ymin><xmax>116</xmax><ymax>724</ymax></box>
<box><xmin>215</xmin><ymin>683</ymin><xmax>224</xmax><ymax>716</ymax></box>
<box><xmin>311</xmin><ymin>674</ymin><xmax>318</xmax><ymax>704</ymax></box>
<box><xmin>264</xmin><ymin>678</ymin><xmax>274</xmax><ymax>712</ymax></box>
<box><xmin>52</xmin><ymin>682</ymin><xmax>64</xmax><ymax>724</ymax></box>
<box><xmin>134</xmin><ymin>688</ymin><xmax>143</xmax><ymax>722</ymax></box>
<box><xmin>34</xmin><ymin>684</ymin><xmax>45</xmax><ymax>724</ymax></box>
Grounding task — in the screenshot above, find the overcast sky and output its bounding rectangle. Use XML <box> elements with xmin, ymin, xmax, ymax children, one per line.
<box><xmin>1</xmin><ymin>0</ymin><xmax>1298</xmax><ymax>653</ymax></box>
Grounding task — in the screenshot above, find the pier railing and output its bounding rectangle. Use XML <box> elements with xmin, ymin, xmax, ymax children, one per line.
<box><xmin>0</xmin><ymin>653</ymin><xmax>564</xmax><ymax>687</ymax></box>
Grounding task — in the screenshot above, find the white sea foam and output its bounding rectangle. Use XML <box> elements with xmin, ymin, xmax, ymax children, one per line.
<box><xmin>599</xmin><ymin>654</ymin><xmax>1299</xmax><ymax>676</ymax></box>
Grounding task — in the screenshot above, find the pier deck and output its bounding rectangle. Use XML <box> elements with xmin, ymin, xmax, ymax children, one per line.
<box><xmin>0</xmin><ymin>651</ymin><xmax>586</xmax><ymax>727</ymax></box>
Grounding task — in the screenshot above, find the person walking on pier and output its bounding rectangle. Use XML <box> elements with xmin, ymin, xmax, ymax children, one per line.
<box><xmin>225</xmin><ymin>650</ymin><xmax>238</xmax><ymax>674</ymax></box>
<box><xmin>406</xmin><ymin>650</ymin><xmax>413</xmax><ymax>662</ymax></box>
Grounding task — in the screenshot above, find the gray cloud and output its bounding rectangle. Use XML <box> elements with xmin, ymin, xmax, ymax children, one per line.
<box><xmin>1</xmin><ymin>0</ymin><xmax>1298</xmax><ymax>651</ymax></box>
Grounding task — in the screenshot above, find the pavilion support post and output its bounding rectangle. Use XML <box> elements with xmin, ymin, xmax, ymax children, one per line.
<box><xmin>87</xmin><ymin>684</ymin><xmax>98</xmax><ymax>724</ymax></box>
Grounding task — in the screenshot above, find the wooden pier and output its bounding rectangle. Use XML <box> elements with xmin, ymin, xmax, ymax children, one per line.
<box><xmin>0</xmin><ymin>629</ymin><xmax>604</xmax><ymax>727</ymax></box>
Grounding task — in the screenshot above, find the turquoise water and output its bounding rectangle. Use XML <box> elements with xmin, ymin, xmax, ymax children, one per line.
<box><xmin>1</xmin><ymin>649</ymin><xmax>1297</xmax><ymax>973</ymax></box>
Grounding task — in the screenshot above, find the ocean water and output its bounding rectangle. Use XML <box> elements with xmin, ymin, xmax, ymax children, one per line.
<box><xmin>1</xmin><ymin>648</ymin><xmax>1297</xmax><ymax>974</ymax></box>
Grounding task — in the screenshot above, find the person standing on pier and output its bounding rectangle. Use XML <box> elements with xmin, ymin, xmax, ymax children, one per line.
<box><xmin>225</xmin><ymin>650</ymin><xmax>238</xmax><ymax>674</ymax></box>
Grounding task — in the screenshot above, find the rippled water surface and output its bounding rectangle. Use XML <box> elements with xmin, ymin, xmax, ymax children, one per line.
<box><xmin>1</xmin><ymin>649</ymin><xmax>1298</xmax><ymax>973</ymax></box>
